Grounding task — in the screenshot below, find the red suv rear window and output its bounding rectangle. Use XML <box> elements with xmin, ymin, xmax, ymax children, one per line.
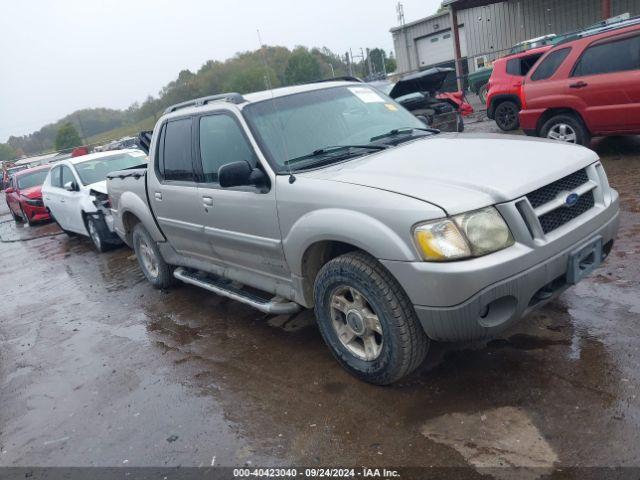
<box><xmin>531</xmin><ymin>48</ymin><xmax>571</xmax><ymax>81</ymax></box>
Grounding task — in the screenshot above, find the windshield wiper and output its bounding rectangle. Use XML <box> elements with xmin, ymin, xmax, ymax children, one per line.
<box><xmin>285</xmin><ymin>144</ymin><xmax>386</xmax><ymax>166</ymax></box>
<box><xmin>370</xmin><ymin>126</ymin><xmax>438</xmax><ymax>142</ymax></box>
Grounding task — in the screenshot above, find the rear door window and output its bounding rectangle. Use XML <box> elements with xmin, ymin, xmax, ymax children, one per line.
<box><xmin>572</xmin><ymin>34</ymin><xmax>640</xmax><ymax>77</ymax></box>
<box><xmin>159</xmin><ymin>118</ymin><xmax>194</xmax><ymax>181</ymax></box>
<box><xmin>531</xmin><ymin>48</ymin><xmax>571</xmax><ymax>80</ymax></box>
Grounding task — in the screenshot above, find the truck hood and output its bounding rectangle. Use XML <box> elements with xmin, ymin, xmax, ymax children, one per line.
<box><xmin>88</xmin><ymin>180</ymin><xmax>107</xmax><ymax>194</ymax></box>
<box><xmin>302</xmin><ymin>134</ymin><xmax>599</xmax><ymax>215</ymax></box>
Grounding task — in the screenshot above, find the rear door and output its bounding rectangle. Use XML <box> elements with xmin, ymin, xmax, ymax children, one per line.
<box><xmin>194</xmin><ymin>111</ymin><xmax>288</xmax><ymax>279</ymax></box>
<box><xmin>147</xmin><ymin>117</ymin><xmax>205</xmax><ymax>257</ymax></box>
<box><xmin>569</xmin><ymin>33</ymin><xmax>640</xmax><ymax>132</ymax></box>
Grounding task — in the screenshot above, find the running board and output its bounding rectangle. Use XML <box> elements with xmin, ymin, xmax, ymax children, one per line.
<box><xmin>173</xmin><ymin>267</ymin><xmax>301</xmax><ymax>315</ymax></box>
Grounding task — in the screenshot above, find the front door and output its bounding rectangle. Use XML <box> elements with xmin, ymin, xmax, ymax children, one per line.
<box><xmin>194</xmin><ymin>112</ymin><xmax>289</xmax><ymax>280</ymax></box>
<box><xmin>147</xmin><ymin>117</ymin><xmax>205</xmax><ymax>257</ymax></box>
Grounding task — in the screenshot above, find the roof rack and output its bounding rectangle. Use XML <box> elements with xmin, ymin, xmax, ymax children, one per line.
<box><xmin>556</xmin><ymin>15</ymin><xmax>640</xmax><ymax>45</ymax></box>
<box><xmin>164</xmin><ymin>92</ymin><xmax>246</xmax><ymax>114</ymax></box>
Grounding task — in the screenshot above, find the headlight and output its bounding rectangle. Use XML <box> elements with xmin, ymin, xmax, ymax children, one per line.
<box><xmin>413</xmin><ymin>207</ymin><xmax>514</xmax><ymax>261</ymax></box>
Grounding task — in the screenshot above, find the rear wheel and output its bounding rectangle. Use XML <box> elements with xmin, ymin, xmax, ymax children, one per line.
<box><xmin>132</xmin><ymin>223</ymin><xmax>176</xmax><ymax>289</ymax></box>
<box><xmin>313</xmin><ymin>251</ymin><xmax>429</xmax><ymax>385</ymax></box>
<box><xmin>494</xmin><ymin>101</ymin><xmax>520</xmax><ymax>131</ymax></box>
<box><xmin>541</xmin><ymin>114</ymin><xmax>591</xmax><ymax>146</ymax></box>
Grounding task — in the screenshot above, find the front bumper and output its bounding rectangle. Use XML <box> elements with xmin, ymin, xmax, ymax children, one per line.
<box><xmin>518</xmin><ymin>108</ymin><xmax>545</xmax><ymax>134</ymax></box>
<box><xmin>21</xmin><ymin>201</ymin><xmax>50</xmax><ymax>222</ymax></box>
<box><xmin>381</xmin><ymin>193</ymin><xmax>619</xmax><ymax>342</ymax></box>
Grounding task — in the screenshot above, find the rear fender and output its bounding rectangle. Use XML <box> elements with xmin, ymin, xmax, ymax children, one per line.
<box><xmin>116</xmin><ymin>190</ymin><xmax>165</xmax><ymax>244</ymax></box>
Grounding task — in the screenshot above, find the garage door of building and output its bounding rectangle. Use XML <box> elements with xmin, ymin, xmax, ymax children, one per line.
<box><xmin>416</xmin><ymin>27</ymin><xmax>467</xmax><ymax>68</ymax></box>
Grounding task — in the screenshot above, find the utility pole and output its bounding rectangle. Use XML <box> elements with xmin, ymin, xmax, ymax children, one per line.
<box><xmin>396</xmin><ymin>2</ymin><xmax>412</xmax><ymax>72</ymax></box>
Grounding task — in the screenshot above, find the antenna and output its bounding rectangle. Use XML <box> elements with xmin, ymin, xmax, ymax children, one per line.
<box><xmin>256</xmin><ymin>29</ymin><xmax>295</xmax><ymax>183</ymax></box>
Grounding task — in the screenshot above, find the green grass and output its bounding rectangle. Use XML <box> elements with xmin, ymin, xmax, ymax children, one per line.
<box><xmin>86</xmin><ymin>115</ymin><xmax>157</xmax><ymax>146</ymax></box>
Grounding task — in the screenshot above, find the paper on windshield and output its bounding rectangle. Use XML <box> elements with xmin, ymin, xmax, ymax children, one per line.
<box><xmin>349</xmin><ymin>87</ymin><xmax>385</xmax><ymax>103</ymax></box>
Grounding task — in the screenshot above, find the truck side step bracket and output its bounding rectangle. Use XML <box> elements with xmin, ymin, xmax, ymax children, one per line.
<box><xmin>173</xmin><ymin>267</ymin><xmax>301</xmax><ymax>315</ymax></box>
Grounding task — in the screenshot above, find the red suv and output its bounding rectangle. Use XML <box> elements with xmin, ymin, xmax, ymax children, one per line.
<box><xmin>486</xmin><ymin>45</ymin><xmax>552</xmax><ymax>131</ymax></box>
<box><xmin>5</xmin><ymin>164</ymin><xmax>51</xmax><ymax>225</ymax></box>
<box><xmin>520</xmin><ymin>19</ymin><xmax>640</xmax><ymax>146</ymax></box>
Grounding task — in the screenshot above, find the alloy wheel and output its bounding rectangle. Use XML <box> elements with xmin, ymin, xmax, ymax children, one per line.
<box><xmin>547</xmin><ymin>123</ymin><xmax>577</xmax><ymax>143</ymax></box>
<box><xmin>330</xmin><ymin>285</ymin><xmax>383</xmax><ymax>361</ymax></box>
<box><xmin>138</xmin><ymin>238</ymin><xmax>159</xmax><ymax>279</ymax></box>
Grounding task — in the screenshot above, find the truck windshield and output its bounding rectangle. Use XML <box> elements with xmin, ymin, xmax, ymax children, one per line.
<box><xmin>75</xmin><ymin>152</ymin><xmax>146</xmax><ymax>185</ymax></box>
<box><xmin>242</xmin><ymin>85</ymin><xmax>430</xmax><ymax>172</ymax></box>
<box><xmin>17</xmin><ymin>169</ymin><xmax>49</xmax><ymax>190</ymax></box>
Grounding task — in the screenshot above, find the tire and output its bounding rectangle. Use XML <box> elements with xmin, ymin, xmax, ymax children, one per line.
<box><xmin>86</xmin><ymin>215</ymin><xmax>114</xmax><ymax>253</ymax></box>
<box><xmin>478</xmin><ymin>84</ymin><xmax>489</xmax><ymax>105</ymax></box>
<box><xmin>10</xmin><ymin>205</ymin><xmax>22</xmax><ymax>223</ymax></box>
<box><xmin>20</xmin><ymin>205</ymin><xmax>34</xmax><ymax>226</ymax></box>
<box><xmin>541</xmin><ymin>114</ymin><xmax>591</xmax><ymax>147</ymax></box>
<box><xmin>132</xmin><ymin>223</ymin><xmax>176</xmax><ymax>289</ymax></box>
<box><xmin>456</xmin><ymin>112</ymin><xmax>465</xmax><ymax>133</ymax></box>
<box><xmin>313</xmin><ymin>251</ymin><xmax>429</xmax><ymax>385</ymax></box>
<box><xmin>494</xmin><ymin>101</ymin><xmax>520</xmax><ymax>131</ymax></box>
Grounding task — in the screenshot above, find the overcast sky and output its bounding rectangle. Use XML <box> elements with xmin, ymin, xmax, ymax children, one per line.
<box><xmin>0</xmin><ymin>0</ymin><xmax>441</xmax><ymax>142</ymax></box>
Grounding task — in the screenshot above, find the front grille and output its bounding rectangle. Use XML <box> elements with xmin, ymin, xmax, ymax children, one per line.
<box><xmin>538</xmin><ymin>190</ymin><xmax>595</xmax><ymax>234</ymax></box>
<box><xmin>526</xmin><ymin>169</ymin><xmax>589</xmax><ymax>209</ymax></box>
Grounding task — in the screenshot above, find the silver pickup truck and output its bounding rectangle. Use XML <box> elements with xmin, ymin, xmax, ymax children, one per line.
<box><xmin>107</xmin><ymin>81</ymin><xmax>619</xmax><ymax>384</ymax></box>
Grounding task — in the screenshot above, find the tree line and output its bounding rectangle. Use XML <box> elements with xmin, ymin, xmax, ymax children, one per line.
<box><xmin>1</xmin><ymin>45</ymin><xmax>396</xmax><ymax>160</ymax></box>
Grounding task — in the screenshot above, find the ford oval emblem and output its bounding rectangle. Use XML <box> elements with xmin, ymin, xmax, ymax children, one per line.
<box><xmin>565</xmin><ymin>193</ymin><xmax>580</xmax><ymax>207</ymax></box>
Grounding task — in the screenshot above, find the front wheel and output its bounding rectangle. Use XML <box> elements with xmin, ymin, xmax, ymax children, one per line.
<box><xmin>132</xmin><ymin>223</ymin><xmax>176</xmax><ymax>289</ymax></box>
<box><xmin>313</xmin><ymin>252</ymin><xmax>429</xmax><ymax>385</ymax></box>
<box><xmin>541</xmin><ymin>114</ymin><xmax>591</xmax><ymax>146</ymax></box>
<box><xmin>86</xmin><ymin>215</ymin><xmax>115</xmax><ymax>253</ymax></box>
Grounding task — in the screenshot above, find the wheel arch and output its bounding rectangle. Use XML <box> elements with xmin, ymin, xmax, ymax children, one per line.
<box><xmin>487</xmin><ymin>94</ymin><xmax>521</xmax><ymax>119</ymax></box>
<box><xmin>536</xmin><ymin>108</ymin><xmax>590</xmax><ymax>135</ymax></box>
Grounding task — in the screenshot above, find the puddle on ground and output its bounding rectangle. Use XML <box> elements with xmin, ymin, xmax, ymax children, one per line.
<box><xmin>421</xmin><ymin>406</ymin><xmax>558</xmax><ymax>479</ymax></box>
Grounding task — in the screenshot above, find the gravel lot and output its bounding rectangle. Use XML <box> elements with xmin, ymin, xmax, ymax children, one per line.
<box><xmin>1</xmin><ymin>121</ymin><xmax>639</xmax><ymax>477</ymax></box>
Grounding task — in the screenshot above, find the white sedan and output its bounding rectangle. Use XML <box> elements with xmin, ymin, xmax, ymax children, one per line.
<box><xmin>42</xmin><ymin>149</ymin><xmax>146</xmax><ymax>251</ymax></box>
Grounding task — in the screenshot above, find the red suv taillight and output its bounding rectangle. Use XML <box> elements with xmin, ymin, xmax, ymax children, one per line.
<box><xmin>519</xmin><ymin>81</ymin><xmax>527</xmax><ymax>110</ymax></box>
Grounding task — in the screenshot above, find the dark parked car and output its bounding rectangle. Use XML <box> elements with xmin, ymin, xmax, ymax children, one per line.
<box><xmin>371</xmin><ymin>68</ymin><xmax>471</xmax><ymax>132</ymax></box>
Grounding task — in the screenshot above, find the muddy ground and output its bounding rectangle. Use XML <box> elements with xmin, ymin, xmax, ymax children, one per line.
<box><xmin>1</xmin><ymin>123</ymin><xmax>639</xmax><ymax>477</ymax></box>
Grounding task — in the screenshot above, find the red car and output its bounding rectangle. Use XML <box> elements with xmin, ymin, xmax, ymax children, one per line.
<box><xmin>520</xmin><ymin>18</ymin><xmax>640</xmax><ymax>146</ymax></box>
<box><xmin>5</xmin><ymin>164</ymin><xmax>51</xmax><ymax>225</ymax></box>
<box><xmin>486</xmin><ymin>45</ymin><xmax>552</xmax><ymax>131</ymax></box>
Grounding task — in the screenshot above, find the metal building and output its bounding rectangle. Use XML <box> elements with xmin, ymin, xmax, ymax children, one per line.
<box><xmin>391</xmin><ymin>0</ymin><xmax>640</xmax><ymax>81</ymax></box>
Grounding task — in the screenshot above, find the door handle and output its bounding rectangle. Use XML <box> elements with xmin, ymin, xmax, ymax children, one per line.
<box><xmin>569</xmin><ymin>81</ymin><xmax>588</xmax><ymax>89</ymax></box>
<box><xmin>202</xmin><ymin>196</ymin><xmax>214</xmax><ymax>206</ymax></box>
<box><xmin>154</xmin><ymin>192</ymin><xmax>162</xmax><ymax>201</ymax></box>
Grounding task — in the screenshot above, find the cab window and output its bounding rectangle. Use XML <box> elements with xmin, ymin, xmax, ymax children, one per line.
<box><xmin>159</xmin><ymin>118</ymin><xmax>194</xmax><ymax>182</ymax></box>
<box><xmin>198</xmin><ymin>114</ymin><xmax>257</xmax><ymax>183</ymax></box>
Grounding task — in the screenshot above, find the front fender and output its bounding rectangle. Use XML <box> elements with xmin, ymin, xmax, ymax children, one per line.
<box><xmin>116</xmin><ymin>190</ymin><xmax>165</xmax><ymax>243</ymax></box>
<box><xmin>283</xmin><ymin>208</ymin><xmax>419</xmax><ymax>277</ymax></box>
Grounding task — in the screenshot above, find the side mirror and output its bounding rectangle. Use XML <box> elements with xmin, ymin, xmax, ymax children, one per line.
<box><xmin>218</xmin><ymin>161</ymin><xmax>266</xmax><ymax>189</ymax></box>
<box><xmin>64</xmin><ymin>181</ymin><xmax>79</xmax><ymax>192</ymax></box>
<box><xmin>4</xmin><ymin>187</ymin><xmax>14</xmax><ymax>194</ymax></box>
